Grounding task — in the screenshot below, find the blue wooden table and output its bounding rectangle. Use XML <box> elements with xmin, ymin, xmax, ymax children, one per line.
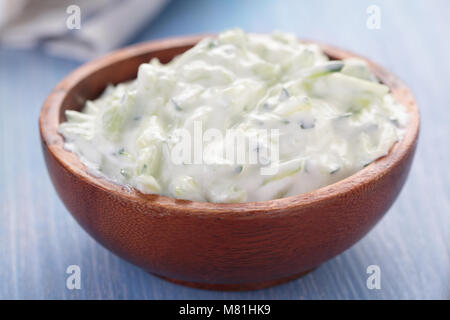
<box><xmin>1</xmin><ymin>0</ymin><xmax>449</xmax><ymax>299</ymax></box>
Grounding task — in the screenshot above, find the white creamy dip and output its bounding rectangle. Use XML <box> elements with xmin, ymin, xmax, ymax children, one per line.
<box><xmin>59</xmin><ymin>29</ymin><xmax>408</xmax><ymax>203</ymax></box>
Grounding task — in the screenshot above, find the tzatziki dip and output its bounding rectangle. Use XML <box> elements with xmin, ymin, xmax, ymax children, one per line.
<box><xmin>59</xmin><ymin>29</ymin><xmax>408</xmax><ymax>203</ymax></box>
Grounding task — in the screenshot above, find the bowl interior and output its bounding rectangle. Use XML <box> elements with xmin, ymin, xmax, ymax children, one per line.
<box><xmin>42</xmin><ymin>36</ymin><xmax>420</xmax><ymax>214</ymax></box>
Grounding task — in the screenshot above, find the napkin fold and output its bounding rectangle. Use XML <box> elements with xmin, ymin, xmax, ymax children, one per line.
<box><xmin>0</xmin><ymin>0</ymin><xmax>169</xmax><ymax>60</ymax></box>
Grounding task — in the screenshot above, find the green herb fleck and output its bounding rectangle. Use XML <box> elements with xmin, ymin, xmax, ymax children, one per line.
<box><xmin>390</xmin><ymin>118</ymin><xmax>400</xmax><ymax>127</ymax></box>
<box><xmin>139</xmin><ymin>164</ymin><xmax>148</xmax><ymax>175</ymax></box>
<box><xmin>208</xmin><ymin>40</ymin><xmax>218</xmax><ymax>49</ymax></box>
<box><xmin>234</xmin><ymin>165</ymin><xmax>243</xmax><ymax>174</ymax></box>
<box><xmin>363</xmin><ymin>161</ymin><xmax>373</xmax><ymax>168</ymax></box>
<box><xmin>171</xmin><ymin>98</ymin><xmax>182</xmax><ymax>111</ymax></box>
<box><xmin>299</xmin><ymin>119</ymin><xmax>315</xmax><ymax>129</ymax></box>
<box><xmin>262</xmin><ymin>103</ymin><xmax>272</xmax><ymax>110</ymax></box>
<box><xmin>279</xmin><ymin>88</ymin><xmax>290</xmax><ymax>101</ymax></box>
<box><xmin>306</xmin><ymin>61</ymin><xmax>345</xmax><ymax>79</ymax></box>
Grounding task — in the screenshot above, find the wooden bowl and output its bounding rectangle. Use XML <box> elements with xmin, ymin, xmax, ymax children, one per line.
<box><xmin>39</xmin><ymin>35</ymin><xmax>420</xmax><ymax>291</ymax></box>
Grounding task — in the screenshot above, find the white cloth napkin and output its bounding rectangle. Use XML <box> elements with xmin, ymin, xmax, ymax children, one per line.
<box><xmin>0</xmin><ymin>0</ymin><xmax>169</xmax><ymax>60</ymax></box>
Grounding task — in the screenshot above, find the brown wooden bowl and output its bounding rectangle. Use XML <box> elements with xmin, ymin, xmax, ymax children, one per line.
<box><xmin>39</xmin><ymin>35</ymin><xmax>420</xmax><ymax>291</ymax></box>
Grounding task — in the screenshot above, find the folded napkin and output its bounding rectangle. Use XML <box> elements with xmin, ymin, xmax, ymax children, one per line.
<box><xmin>0</xmin><ymin>0</ymin><xmax>169</xmax><ymax>60</ymax></box>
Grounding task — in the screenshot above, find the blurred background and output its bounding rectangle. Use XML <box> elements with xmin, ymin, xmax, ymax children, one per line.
<box><xmin>0</xmin><ymin>0</ymin><xmax>449</xmax><ymax>299</ymax></box>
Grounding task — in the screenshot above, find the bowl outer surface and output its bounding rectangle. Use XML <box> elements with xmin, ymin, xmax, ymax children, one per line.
<box><xmin>39</xmin><ymin>35</ymin><xmax>419</xmax><ymax>285</ymax></box>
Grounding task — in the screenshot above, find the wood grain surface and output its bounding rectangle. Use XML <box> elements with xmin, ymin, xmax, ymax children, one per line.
<box><xmin>1</xmin><ymin>0</ymin><xmax>449</xmax><ymax>299</ymax></box>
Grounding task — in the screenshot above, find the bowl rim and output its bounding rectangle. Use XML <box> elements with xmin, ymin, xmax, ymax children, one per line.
<box><xmin>39</xmin><ymin>34</ymin><xmax>420</xmax><ymax>216</ymax></box>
